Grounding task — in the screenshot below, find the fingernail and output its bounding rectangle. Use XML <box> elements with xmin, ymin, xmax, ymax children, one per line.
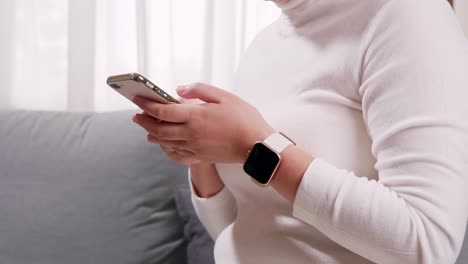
<box><xmin>177</xmin><ymin>85</ymin><xmax>188</xmax><ymax>94</ymax></box>
<box><xmin>177</xmin><ymin>84</ymin><xmax>195</xmax><ymax>95</ymax></box>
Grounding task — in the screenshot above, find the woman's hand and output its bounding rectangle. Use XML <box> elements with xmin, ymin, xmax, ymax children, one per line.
<box><xmin>132</xmin><ymin>83</ymin><xmax>275</xmax><ymax>165</ymax></box>
<box><xmin>139</xmin><ymin>98</ymin><xmax>203</xmax><ymax>165</ymax></box>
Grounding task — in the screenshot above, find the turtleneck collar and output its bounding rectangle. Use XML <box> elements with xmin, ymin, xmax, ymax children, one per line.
<box><xmin>272</xmin><ymin>0</ymin><xmax>321</xmax><ymax>26</ymax></box>
<box><xmin>274</xmin><ymin>0</ymin><xmax>307</xmax><ymax>11</ymax></box>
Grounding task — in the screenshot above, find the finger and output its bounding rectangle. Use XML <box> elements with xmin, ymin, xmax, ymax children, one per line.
<box><xmin>160</xmin><ymin>145</ymin><xmax>198</xmax><ymax>165</ymax></box>
<box><xmin>176</xmin><ymin>83</ymin><xmax>231</xmax><ymax>104</ymax></box>
<box><xmin>159</xmin><ymin>145</ymin><xmax>200</xmax><ymax>165</ymax></box>
<box><xmin>177</xmin><ymin>97</ymin><xmax>204</xmax><ymax>105</ymax></box>
<box><xmin>174</xmin><ymin>148</ymin><xmax>197</xmax><ymax>158</ymax></box>
<box><xmin>149</xmin><ymin>136</ymin><xmax>196</xmax><ymax>157</ymax></box>
<box><xmin>133</xmin><ymin>96</ymin><xmax>192</xmax><ymax>123</ymax></box>
<box><xmin>141</xmin><ymin>111</ymin><xmax>163</xmax><ymax>123</ymax></box>
<box><xmin>132</xmin><ymin>114</ymin><xmax>188</xmax><ymax>140</ymax></box>
<box><xmin>160</xmin><ymin>144</ymin><xmax>177</xmax><ymax>154</ymax></box>
<box><xmin>147</xmin><ymin>134</ymin><xmax>190</xmax><ymax>150</ymax></box>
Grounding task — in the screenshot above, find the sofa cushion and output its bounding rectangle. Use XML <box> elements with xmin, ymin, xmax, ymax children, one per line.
<box><xmin>175</xmin><ymin>187</ymin><xmax>215</xmax><ymax>264</ymax></box>
<box><xmin>458</xmin><ymin>231</ymin><xmax>468</xmax><ymax>264</ymax></box>
<box><xmin>0</xmin><ymin>111</ymin><xmax>188</xmax><ymax>264</ymax></box>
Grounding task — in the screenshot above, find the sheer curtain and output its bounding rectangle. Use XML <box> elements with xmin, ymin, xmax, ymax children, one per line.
<box><xmin>0</xmin><ymin>0</ymin><xmax>280</xmax><ymax>111</ymax></box>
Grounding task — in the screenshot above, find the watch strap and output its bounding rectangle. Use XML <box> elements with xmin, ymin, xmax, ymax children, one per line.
<box><xmin>263</xmin><ymin>132</ymin><xmax>295</xmax><ymax>153</ymax></box>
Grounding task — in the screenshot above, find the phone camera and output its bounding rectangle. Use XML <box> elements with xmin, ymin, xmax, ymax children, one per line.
<box><xmin>110</xmin><ymin>84</ymin><xmax>122</xmax><ymax>89</ymax></box>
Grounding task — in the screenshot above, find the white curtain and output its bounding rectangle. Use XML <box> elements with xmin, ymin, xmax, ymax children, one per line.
<box><xmin>0</xmin><ymin>0</ymin><xmax>280</xmax><ymax>111</ymax></box>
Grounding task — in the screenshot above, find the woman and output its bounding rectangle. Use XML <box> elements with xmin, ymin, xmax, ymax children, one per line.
<box><xmin>132</xmin><ymin>0</ymin><xmax>468</xmax><ymax>263</ymax></box>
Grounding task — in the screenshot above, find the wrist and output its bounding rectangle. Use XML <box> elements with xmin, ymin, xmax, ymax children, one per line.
<box><xmin>190</xmin><ymin>162</ymin><xmax>224</xmax><ymax>198</ymax></box>
<box><xmin>238</xmin><ymin>126</ymin><xmax>276</xmax><ymax>164</ymax></box>
<box><xmin>270</xmin><ymin>145</ymin><xmax>314</xmax><ymax>202</ymax></box>
<box><xmin>190</xmin><ymin>161</ymin><xmax>215</xmax><ymax>171</ymax></box>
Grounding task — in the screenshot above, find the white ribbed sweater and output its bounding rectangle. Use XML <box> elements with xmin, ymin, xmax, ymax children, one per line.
<box><xmin>190</xmin><ymin>0</ymin><xmax>468</xmax><ymax>263</ymax></box>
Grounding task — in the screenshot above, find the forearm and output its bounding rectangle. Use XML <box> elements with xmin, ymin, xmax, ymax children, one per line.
<box><xmin>270</xmin><ymin>145</ymin><xmax>315</xmax><ymax>203</ymax></box>
<box><xmin>291</xmin><ymin>157</ymin><xmax>467</xmax><ymax>264</ymax></box>
<box><xmin>268</xmin><ymin>141</ymin><xmax>465</xmax><ymax>263</ymax></box>
<box><xmin>190</xmin><ymin>162</ymin><xmax>225</xmax><ymax>198</ymax></box>
<box><xmin>268</xmin><ymin>143</ymin><xmax>465</xmax><ymax>263</ymax></box>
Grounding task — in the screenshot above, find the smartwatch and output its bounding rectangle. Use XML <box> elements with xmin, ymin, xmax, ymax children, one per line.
<box><xmin>243</xmin><ymin>132</ymin><xmax>296</xmax><ymax>187</ymax></box>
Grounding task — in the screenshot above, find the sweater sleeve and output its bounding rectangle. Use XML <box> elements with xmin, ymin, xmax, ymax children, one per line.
<box><xmin>292</xmin><ymin>1</ymin><xmax>468</xmax><ymax>263</ymax></box>
<box><xmin>188</xmin><ymin>168</ymin><xmax>237</xmax><ymax>240</ymax></box>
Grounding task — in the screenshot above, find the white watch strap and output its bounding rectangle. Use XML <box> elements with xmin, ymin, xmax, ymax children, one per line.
<box><xmin>263</xmin><ymin>132</ymin><xmax>295</xmax><ymax>153</ymax></box>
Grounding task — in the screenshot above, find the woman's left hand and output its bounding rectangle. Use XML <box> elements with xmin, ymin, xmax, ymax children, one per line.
<box><xmin>132</xmin><ymin>83</ymin><xmax>275</xmax><ymax>165</ymax></box>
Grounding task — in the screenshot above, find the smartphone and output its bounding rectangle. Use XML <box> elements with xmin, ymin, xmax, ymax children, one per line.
<box><xmin>107</xmin><ymin>73</ymin><xmax>180</xmax><ymax>104</ymax></box>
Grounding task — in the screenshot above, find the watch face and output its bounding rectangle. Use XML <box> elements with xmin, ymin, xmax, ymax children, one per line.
<box><xmin>243</xmin><ymin>142</ymin><xmax>280</xmax><ymax>185</ymax></box>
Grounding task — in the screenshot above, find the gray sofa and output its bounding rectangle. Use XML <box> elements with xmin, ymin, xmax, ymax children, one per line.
<box><xmin>0</xmin><ymin>111</ymin><xmax>466</xmax><ymax>263</ymax></box>
<box><xmin>0</xmin><ymin>111</ymin><xmax>193</xmax><ymax>264</ymax></box>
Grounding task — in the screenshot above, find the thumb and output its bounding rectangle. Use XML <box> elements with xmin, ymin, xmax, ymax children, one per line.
<box><xmin>176</xmin><ymin>83</ymin><xmax>229</xmax><ymax>103</ymax></box>
<box><xmin>177</xmin><ymin>98</ymin><xmax>204</xmax><ymax>105</ymax></box>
